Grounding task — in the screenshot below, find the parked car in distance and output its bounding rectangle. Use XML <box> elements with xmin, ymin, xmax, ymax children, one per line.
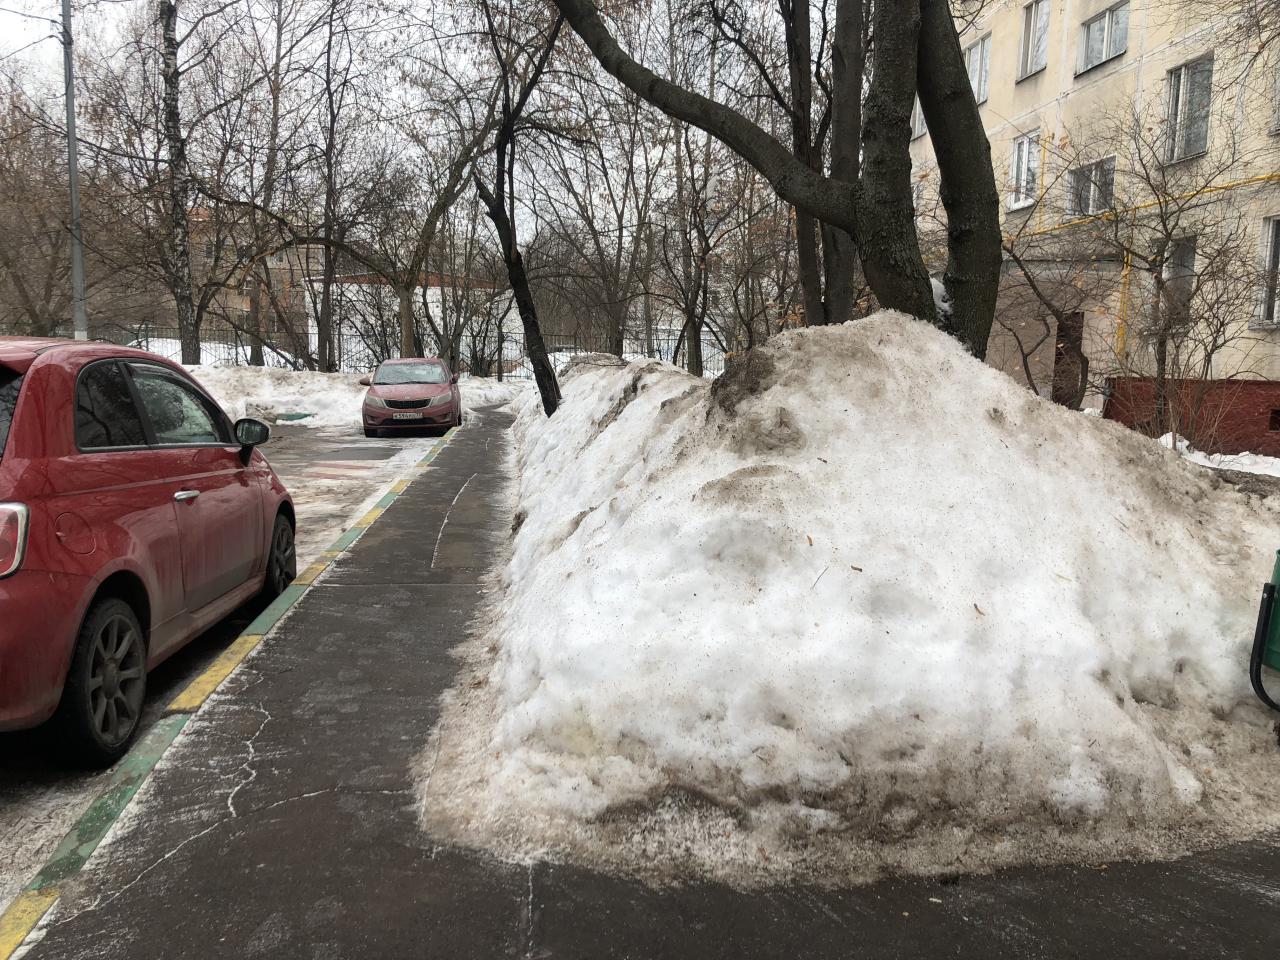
<box><xmin>0</xmin><ymin>337</ymin><xmax>296</xmax><ymax>765</ymax></box>
<box><xmin>359</xmin><ymin>357</ymin><xmax>462</xmax><ymax>438</ymax></box>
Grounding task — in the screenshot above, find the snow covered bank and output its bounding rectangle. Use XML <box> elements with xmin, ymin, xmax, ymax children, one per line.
<box><xmin>418</xmin><ymin>314</ymin><xmax>1280</xmax><ymax>886</ymax></box>
<box><xmin>1162</xmin><ymin>433</ymin><xmax>1280</xmax><ymax>479</ymax></box>
<box><xmin>186</xmin><ymin>365</ymin><xmax>530</xmax><ymax>427</ymax></box>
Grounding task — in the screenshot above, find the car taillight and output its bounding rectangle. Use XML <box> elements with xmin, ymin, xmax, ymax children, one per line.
<box><xmin>0</xmin><ymin>503</ymin><xmax>29</xmax><ymax>578</ymax></box>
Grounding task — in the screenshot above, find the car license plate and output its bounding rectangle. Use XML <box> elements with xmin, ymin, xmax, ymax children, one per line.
<box><xmin>392</xmin><ymin>412</ymin><xmax>420</xmax><ymax>420</ymax></box>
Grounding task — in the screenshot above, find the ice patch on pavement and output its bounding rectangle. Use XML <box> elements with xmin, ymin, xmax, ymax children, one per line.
<box><xmin>417</xmin><ymin>313</ymin><xmax>1280</xmax><ymax>887</ymax></box>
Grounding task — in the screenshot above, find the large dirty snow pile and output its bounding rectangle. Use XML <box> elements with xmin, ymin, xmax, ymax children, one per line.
<box><xmin>187</xmin><ymin>365</ymin><xmax>529</xmax><ymax>427</ymax></box>
<box><xmin>418</xmin><ymin>314</ymin><xmax>1280</xmax><ymax>886</ymax></box>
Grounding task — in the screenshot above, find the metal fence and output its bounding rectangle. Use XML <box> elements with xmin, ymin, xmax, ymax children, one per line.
<box><xmin>29</xmin><ymin>323</ymin><xmax>729</xmax><ymax>378</ymax></box>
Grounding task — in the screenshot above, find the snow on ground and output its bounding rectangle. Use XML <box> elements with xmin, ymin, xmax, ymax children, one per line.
<box><xmin>1162</xmin><ymin>433</ymin><xmax>1280</xmax><ymax>478</ymax></box>
<box><xmin>185</xmin><ymin>365</ymin><xmax>530</xmax><ymax>428</ymax></box>
<box><xmin>417</xmin><ymin>313</ymin><xmax>1280</xmax><ymax>888</ymax></box>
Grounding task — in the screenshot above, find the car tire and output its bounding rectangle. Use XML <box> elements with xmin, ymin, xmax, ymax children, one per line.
<box><xmin>57</xmin><ymin>598</ymin><xmax>147</xmax><ymax>767</ymax></box>
<box><xmin>363</xmin><ymin>427</ymin><xmax>379</xmax><ymax>438</ymax></box>
<box><xmin>263</xmin><ymin>512</ymin><xmax>297</xmax><ymax>600</ymax></box>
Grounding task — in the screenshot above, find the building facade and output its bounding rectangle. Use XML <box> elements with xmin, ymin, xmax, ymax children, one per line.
<box><xmin>911</xmin><ymin>0</ymin><xmax>1280</xmax><ymax>433</ymax></box>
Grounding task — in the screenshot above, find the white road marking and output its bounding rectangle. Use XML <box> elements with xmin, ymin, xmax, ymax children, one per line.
<box><xmin>432</xmin><ymin>472</ymin><xmax>477</xmax><ymax>569</ymax></box>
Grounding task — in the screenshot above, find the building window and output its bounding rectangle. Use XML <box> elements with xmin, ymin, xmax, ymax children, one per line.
<box><xmin>1269</xmin><ymin>409</ymin><xmax>1280</xmax><ymax>431</ymax></box>
<box><xmin>1019</xmin><ymin>0</ymin><xmax>1050</xmax><ymax>79</ymax></box>
<box><xmin>1163</xmin><ymin>236</ymin><xmax>1197</xmax><ymax>323</ymax></box>
<box><xmin>1079</xmin><ymin>2</ymin><xmax>1128</xmax><ymax>73</ymax></box>
<box><xmin>910</xmin><ymin>98</ymin><xmax>927</xmax><ymax>139</ymax></box>
<box><xmin>1068</xmin><ymin>157</ymin><xmax>1115</xmax><ymax>215</ymax></box>
<box><xmin>1167</xmin><ymin>56</ymin><xmax>1213</xmax><ymax>161</ymax></box>
<box><xmin>965</xmin><ymin>34</ymin><xmax>992</xmax><ymax>103</ymax></box>
<box><xmin>1263</xmin><ymin>218</ymin><xmax>1280</xmax><ymax>327</ymax></box>
<box><xmin>1011</xmin><ymin>131</ymin><xmax>1040</xmax><ymax>208</ymax></box>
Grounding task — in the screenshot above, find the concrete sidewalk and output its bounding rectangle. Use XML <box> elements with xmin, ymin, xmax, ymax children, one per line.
<box><xmin>17</xmin><ymin>410</ymin><xmax>1280</xmax><ymax>959</ymax></box>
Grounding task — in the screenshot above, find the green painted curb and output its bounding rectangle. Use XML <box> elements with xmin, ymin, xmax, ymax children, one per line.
<box><xmin>28</xmin><ymin>714</ymin><xmax>189</xmax><ymax>891</ymax></box>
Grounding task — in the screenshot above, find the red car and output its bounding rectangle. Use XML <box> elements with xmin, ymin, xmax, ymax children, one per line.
<box><xmin>0</xmin><ymin>337</ymin><xmax>295</xmax><ymax>764</ymax></box>
<box><xmin>360</xmin><ymin>357</ymin><xmax>462</xmax><ymax>438</ymax></box>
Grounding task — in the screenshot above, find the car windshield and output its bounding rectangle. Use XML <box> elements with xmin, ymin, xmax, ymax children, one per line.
<box><xmin>0</xmin><ymin>367</ymin><xmax>22</xmax><ymax>458</ymax></box>
<box><xmin>374</xmin><ymin>362</ymin><xmax>448</xmax><ymax>385</ymax></box>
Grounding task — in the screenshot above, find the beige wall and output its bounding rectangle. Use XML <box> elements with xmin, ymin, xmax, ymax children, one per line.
<box><xmin>913</xmin><ymin>0</ymin><xmax>1280</xmax><ymax>405</ymax></box>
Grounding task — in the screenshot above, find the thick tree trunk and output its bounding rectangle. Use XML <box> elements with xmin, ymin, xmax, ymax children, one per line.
<box><xmin>822</xmin><ymin>0</ymin><xmax>863</xmax><ymax>326</ymax></box>
<box><xmin>318</xmin><ymin>236</ymin><xmax>336</xmax><ymax>371</ymax></box>
<box><xmin>399</xmin><ymin>285</ymin><xmax>415</xmax><ymax>357</ymax></box>
<box><xmin>856</xmin><ymin>0</ymin><xmax>935</xmax><ymax>323</ymax></box>
<box><xmin>159</xmin><ymin>0</ymin><xmax>199</xmax><ymax>365</ymax></box>
<box><xmin>916</xmin><ymin>0</ymin><xmax>1002</xmax><ymax>357</ymax></box>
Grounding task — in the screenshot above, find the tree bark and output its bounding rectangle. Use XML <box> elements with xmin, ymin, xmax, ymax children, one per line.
<box><xmin>159</xmin><ymin>0</ymin><xmax>199</xmax><ymax>365</ymax></box>
<box><xmin>916</xmin><ymin>0</ymin><xmax>1002</xmax><ymax>357</ymax></box>
<box><xmin>856</xmin><ymin>0</ymin><xmax>935</xmax><ymax>323</ymax></box>
<box><xmin>476</xmin><ymin>175</ymin><xmax>560</xmax><ymax>415</ymax></box>
<box><xmin>549</xmin><ymin>0</ymin><xmax>858</xmax><ymax>232</ymax></box>
<box><xmin>822</xmin><ymin>0</ymin><xmax>862</xmax><ymax>326</ymax></box>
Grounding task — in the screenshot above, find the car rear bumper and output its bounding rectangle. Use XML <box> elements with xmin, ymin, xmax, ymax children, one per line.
<box><xmin>0</xmin><ymin>569</ymin><xmax>88</xmax><ymax>731</ymax></box>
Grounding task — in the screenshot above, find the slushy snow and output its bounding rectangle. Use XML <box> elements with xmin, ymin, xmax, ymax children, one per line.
<box><xmin>186</xmin><ymin>365</ymin><xmax>529</xmax><ymax>427</ymax></box>
<box><xmin>418</xmin><ymin>313</ymin><xmax>1280</xmax><ymax>886</ymax></box>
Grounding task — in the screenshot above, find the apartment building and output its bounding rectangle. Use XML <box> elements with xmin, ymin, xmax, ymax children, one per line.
<box><xmin>910</xmin><ymin>0</ymin><xmax>1280</xmax><ymax>413</ymax></box>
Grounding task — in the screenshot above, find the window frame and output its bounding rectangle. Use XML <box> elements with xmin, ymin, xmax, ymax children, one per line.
<box><xmin>1261</xmin><ymin>217</ymin><xmax>1280</xmax><ymax>328</ymax></box>
<box><xmin>1018</xmin><ymin>0</ymin><xmax>1050</xmax><ymax>81</ymax></box>
<box><xmin>123</xmin><ymin>361</ymin><xmax>235</xmax><ymax>449</ymax></box>
<box><xmin>964</xmin><ymin>33</ymin><xmax>993</xmax><ymax>104</ymax></box>
<box><xmin>1077</xmin><ymin>1</ymin><xmax>1129</xmax><ymax>75</ymax></box>
<box><xmin>1010</xmin><ymin>131</ymin><xmax>1042</xmax><ymax>209</ymax></box>
<box><xmin>73</xmin><ymin>359</ymin><xmax>153</xmax><ymax>454</ymax></box>
<box><xmin>1166</xmin><ymin>55</ymin><xmax>1214</xmax><ymax>163</ymax></box>
<box><xmin>1067</xmin><ymin>156</ymin><xmax>1116</xmax><ymax>216</ymax></box>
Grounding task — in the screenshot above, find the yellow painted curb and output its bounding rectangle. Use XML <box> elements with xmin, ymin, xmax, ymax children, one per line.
<box><xmin>356</xmin><ymin>506</ymin><xmax>385</xmax><ymax>528</ymax></box>
<box><xmin>167</xmin><ymin>633</ymin><xmax>264</xmax><ymax>714</ymax></box>
<box><xmin>293</xmin><ymin>561</ymin><xmax>329</xmax><ymax>586</ymax></box>
<box><xmin>0</xmin><ymin>889</ymin><xmax>58</xmax><ymax>956</ymax></box>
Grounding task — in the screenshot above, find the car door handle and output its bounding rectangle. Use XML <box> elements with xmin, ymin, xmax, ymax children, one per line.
<box><xmin>174</xmin><ymin>490</ymin><xmax>200</xmax><ymax>502</ymax></box>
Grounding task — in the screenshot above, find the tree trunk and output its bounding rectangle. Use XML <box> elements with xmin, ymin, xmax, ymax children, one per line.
<box><xmin>822</xmin><ymin>0</ymin><xmax>862</xmax><ymax>326</ymax></box>
<box><xmin>476</xmin><ymin>176</ymin><xmax>559</xmax><ymax>416</ymax></box>
<box><xmin>856</xmin><ymin>0</ymin><xmax>935</xmax><ymax>323</ymax></box>
<box><xmin>399</xmin><ymin>285</ymin><xmax>415</xmax><ymax>357</ymax></box>
<box><xmin>160</xmin><ymin>0</ymin><xmax>199</xmax><ymax>365</ymax></box>
<box><xmin>916</xmin><ymin>0</ymin><xmax>1002</xmax><ymax>357</ymax></box>
<box><xmin>1050</xmin><ymin>311</ymin><xmax>1089</xmax><ymax>409</ymax></box>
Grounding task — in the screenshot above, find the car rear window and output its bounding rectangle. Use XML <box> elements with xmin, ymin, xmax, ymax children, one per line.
<box><xmin>0</xmin><ymin>367</ymin><xmax>21</xmax><ymax>457</ymax></box>
<box><xmin>77</xmin><ymin>361</ymin><xmax>147</xmax><ymax>449</ymax></box>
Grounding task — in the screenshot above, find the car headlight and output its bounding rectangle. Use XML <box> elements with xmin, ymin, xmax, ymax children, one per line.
<box><xmin>365</xmin><ymin>395</ymin><xmax>387</xmax><ymax>408</ymax></box>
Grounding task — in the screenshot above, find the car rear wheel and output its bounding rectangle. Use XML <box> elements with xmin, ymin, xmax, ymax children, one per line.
<box><xmin>58</xmin><ymin>598</ymin><xmax>147</xmax><ymax>767</ymax></box>
<box><xmin>263</xmin><ymin>512</ymin><xmax>296</xmax><ymax>599</ymax></box>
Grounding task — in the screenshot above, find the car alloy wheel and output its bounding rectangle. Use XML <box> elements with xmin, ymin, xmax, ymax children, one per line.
<box><xmin>266</xmin><ymin>513</ymin><xmax>296</xmax><ymax>598</ymax></box>
<box><xmin>89</xmin><ymin>612</ymin><xmax>146</xmax><ymax>748</ymax></box>
<box><xmin>59</xmin><ymin>597</ymin><xmax>148</xmax><ymax>766</ymax></box>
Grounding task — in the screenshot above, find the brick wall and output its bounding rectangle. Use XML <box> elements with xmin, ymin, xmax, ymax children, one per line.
<box><xmin>1103</xmin><ymin>378</ymin><xmax>1280</xmax><ymax>456</ymax></box>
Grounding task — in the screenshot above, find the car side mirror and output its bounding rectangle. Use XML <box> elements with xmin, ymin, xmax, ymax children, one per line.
<box><xmin>234</xmin><ymin>418</ymin><xmax>270</xmax><ymax>464</ymax></box>
<box><xmin>234</xmin><ymin>417</ymin><xmax>270</xmax><ymax>452</ymax></box>
<box><xmin>359</xmin><ymin>376</ymin><xmax>372</xmax><ymax>386</ymax></box>
<box><xmin>451</xmin><ymin>374</ymin><xmax>458</xmax><ymax>384</ymax></box>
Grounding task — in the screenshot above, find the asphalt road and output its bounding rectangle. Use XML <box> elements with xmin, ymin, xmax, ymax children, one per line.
<box><xmin>0</xmin><ymin>423</ymin><xmax>439</xmax><ymax>914</ymax></box>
